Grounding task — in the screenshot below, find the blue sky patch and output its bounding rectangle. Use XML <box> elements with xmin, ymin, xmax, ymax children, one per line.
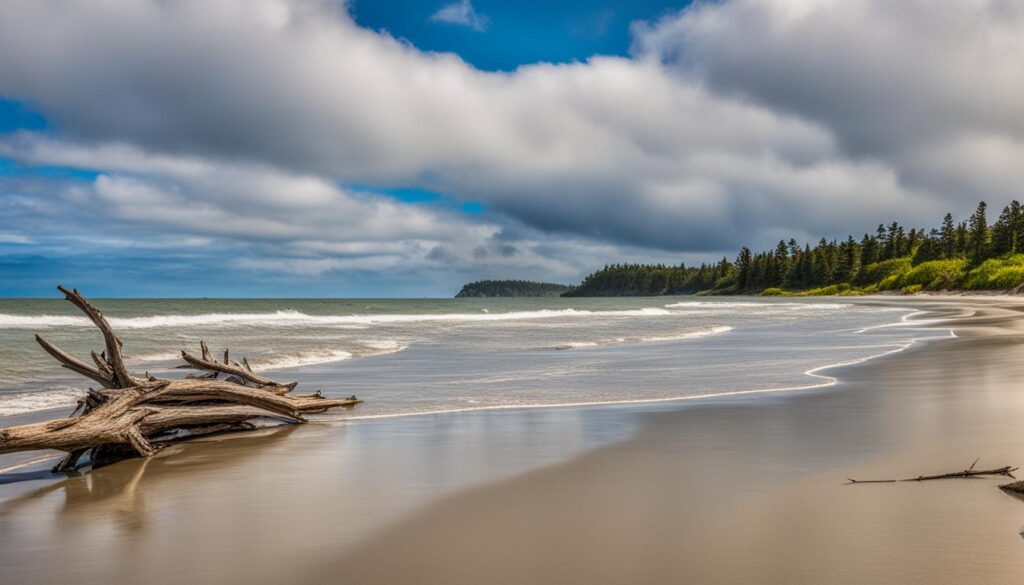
<box><xmin>0</xmin><ymin>97</ymin><xmax>47</xmax><ymax>132</ymax></box>
<box><xmin>351</xmin><ymin>0</ymin><xmax>688</xmax><ymax>71</ymax></box>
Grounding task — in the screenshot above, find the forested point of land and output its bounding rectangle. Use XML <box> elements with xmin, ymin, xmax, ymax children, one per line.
<box><xmin>563</xmin><ymin>200</ymin><xmax>1024</xmax><ymax>297</ymax></box>
<box><xmin>455</xmin><ymin>280</ymin><xmax>572</xmax><ymax>298</ymax></box>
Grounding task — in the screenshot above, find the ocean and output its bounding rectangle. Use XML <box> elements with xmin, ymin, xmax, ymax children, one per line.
<box><xmin>0</xmin><ymin>296</ymin><xmax>953</xmax><ymax>420</ymax></box>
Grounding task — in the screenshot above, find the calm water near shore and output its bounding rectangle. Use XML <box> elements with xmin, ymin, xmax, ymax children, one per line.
<box><xmin>0</xmin><ymin>296</ymin><xmax>950</xmax><ymax>419</ymax></box>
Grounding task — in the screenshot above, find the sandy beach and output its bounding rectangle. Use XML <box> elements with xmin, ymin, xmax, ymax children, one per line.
<box><xmin>3</xmin><ymin>297</ymin><xmax>1024</xmax><ymax>584</ymax></box>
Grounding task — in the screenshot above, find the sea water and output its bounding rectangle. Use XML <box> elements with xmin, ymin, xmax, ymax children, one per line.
<box><xmin>0</xmin><ymin>296</ymin><xmax>953</xmax><ymax>419</ymax></box>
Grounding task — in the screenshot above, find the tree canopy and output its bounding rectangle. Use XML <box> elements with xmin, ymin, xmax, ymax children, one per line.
<box><xmin>564</xmin><ymin>200</ymin><xmax>1024</xmax><ymax>296</ymax></box>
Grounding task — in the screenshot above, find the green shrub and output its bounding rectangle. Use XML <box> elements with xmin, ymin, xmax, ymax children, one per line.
<box><xmin>762</xmin><ymin>284</ymin><xmax>864</xmax><ymax>296</ymax></box>
<box><xmin>878</xmin><ymin>272</ymin><xmax>904</xmax><ymax>290</ymax></box>
<box><xmin>963</xmin><ymin>254</ymin><xmax>1024</xmax><ymax>289</ymax></box>
<box><xmin>797</xmin><ymin>284</ymin><xmax>848</xmax><ymax>296</ymax></box>
<box><xmin>900</xmin><ymin>259</ymin><xmax>966</xmax><ymax>290</ymax></box>
<box><xmin>901</xmin><ymin>284</ymin><xmax>923</xmax><ymax>294</ymax></box>
<box><xmin>854</xmin><ymin>258</ymin><xmax>911</xmax><ymax>287</ymax></box>
<box><xmin>988</xmin><ymin>266</ymin><xmax>1024</xmax><ymax>289</ymax></box>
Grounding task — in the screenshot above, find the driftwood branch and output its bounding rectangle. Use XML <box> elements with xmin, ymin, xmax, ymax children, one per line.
<box><xmin>847</xmin><ymin>459</ymin><xmax>1018</xmax><ymax>484</ymax></box>
<box><xmin>180</xmin><ymin>341</ymin><xmax>293</xmax><ymax>389</ymax></box>
<box><xmin>57</xmin><ymin>285</ymin><xmax>140</xmax><ymax>387</ymax></box>
<box><xmin>0</xmin><ymin>285</ymin><xmax>363</xmax><ymax>473</ymax></box>
<box><xmin>35</xmin><ymin>334</ymin><xmax>115</xmax><ymax>388</ymax></box>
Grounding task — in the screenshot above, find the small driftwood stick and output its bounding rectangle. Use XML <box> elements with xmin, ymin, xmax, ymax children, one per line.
<box><xmin>847</xmin><ymin>459</ymin><xmax>1018</xmax><ymax>484</ymax></box>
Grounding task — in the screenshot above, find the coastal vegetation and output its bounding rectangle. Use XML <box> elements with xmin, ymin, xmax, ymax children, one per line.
<box><xmin>564</xmin><ymin>200</ymin><xmax>1024</xmax><ymax>296</ymax></box>
<box><xmin>456</xmin><ymin>279</ymin><xmax>571</xmax><ymax>297</ymax></box>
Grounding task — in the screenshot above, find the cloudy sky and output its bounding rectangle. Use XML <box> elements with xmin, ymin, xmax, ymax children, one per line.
<box><xmin>1</xmin><ymin>0</ymin><xmax>1022</xmax><ymax>297</ymax></box>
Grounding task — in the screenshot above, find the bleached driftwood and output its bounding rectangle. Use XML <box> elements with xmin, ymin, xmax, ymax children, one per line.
<box><xmin>0</xmin><ymin>286</ymin><xmax>361</xmax><ymax>472</ymax></box>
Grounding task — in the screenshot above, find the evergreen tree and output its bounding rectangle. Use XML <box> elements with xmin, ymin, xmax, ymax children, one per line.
<box><xmin>835</xmin><ymin>236</ymin><xmax>859</xmax><ymax>282</ymax></box>
<box><xmin>992</xmin><ymin>200</ymin><xmax>1024</xmax><ymax>256</ymax></box>
<box><xmin>773</xmin><ymin>240</ymin><xmax>790</xmax><ymax>284</ymax></box>
<box><xmin>955</xmin><ymin>222</ymin><xmax>969</xmax><ymax>256</ymax></box>
<box><xmin>912</xmin><ymin>230</ymin><xmax>941</xmax><ymax>265</ymax></box>
<box><xmin>940</xmin><ymin>213</ymin><xmax>956</xmax><ymax>258</ymax></box>
<box><xmin>967</xmin><ymin>201</ymin><xmax>990</xmax><ymax>264</ymax></box>
<box><xmin>860</xmin><ymin>233</ymin><xmax>878</xmax><ymax>266</ymax></box>
<box><xmin>736</xmin><ymin>247</ymin><xmax>753</xmax><ymax>290</ymax></box>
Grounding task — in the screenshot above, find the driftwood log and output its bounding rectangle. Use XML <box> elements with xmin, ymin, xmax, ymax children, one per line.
<box><xmin>0</xmin><ymin>286</ymin><xmax>361</xmax><ymax>473</ymax></box>
<box><xmin>846</xmin><ymin>458</ymin><xmax>1018</xmax><ymax>484</ymax></box>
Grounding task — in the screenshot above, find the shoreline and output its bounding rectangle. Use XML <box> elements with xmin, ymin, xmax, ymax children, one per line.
<box><xmin>2</xmin><ymin>298</ymin><xmax>1023</xmax><ymax>584</ymax></box>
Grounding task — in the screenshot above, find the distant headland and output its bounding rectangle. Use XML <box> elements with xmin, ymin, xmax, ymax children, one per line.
<box><xmin>455</xmin><ymin>280</ymin><xmax>572</xmax><ymax>298</ymax></box>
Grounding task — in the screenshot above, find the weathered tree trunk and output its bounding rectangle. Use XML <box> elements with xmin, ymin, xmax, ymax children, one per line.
<box><xmin>0</xmin><ymin>286</ymin><xmax>363</xmax><ymax>473</ymax></box>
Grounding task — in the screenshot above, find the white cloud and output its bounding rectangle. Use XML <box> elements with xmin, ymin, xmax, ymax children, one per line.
<box><xmin>431</xmin><ymin>0</ymin><xmax>489</xmax><ymax>32</ymax></box>
<box><xmin>0</xmin><ymin>0</ymin><xmax>1022</xmax><ymax>290</ymax></box>
<box><xmin>634</xmin><ymin>0</ymin><xmax>1024</xmax><ymax>207</ymax></box>
<box><xmin>0</xmin><ymin>232</ymin><xmax>34</xmax><ymax>244</ymax></box>
<box><xmin>0</xmin><ymin>133</ymin><xmax>628</xmax><ymax>284</ymax></box>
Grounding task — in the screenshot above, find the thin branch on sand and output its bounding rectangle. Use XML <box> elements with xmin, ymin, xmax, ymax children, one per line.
<box><xmin>846</xmin><ymin>458</ymin><xmax>1018</xmax><ymax>484</ymax></box>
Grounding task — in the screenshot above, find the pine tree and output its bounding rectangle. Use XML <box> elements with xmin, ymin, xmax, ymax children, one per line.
<box><xmin>967</xmin><ymin>201</ymin><xmax>990</xmax><ymax>264</ymax></box>
<box><xmin>912</xmin><ymin>230</ymin><xmax>941</xmax><ymax>265</ymax></box>
<box><xmin>992</xmin><ymin>204</ymin><xmax>1015</xmax><ymax>256</ymax></box>
<box><xmin>940</xmin><ymin>213</ymin><xmax>956</xmax><ymax>258</ymax></box>
<box><xmin>736</xmin><ymin>247</ymin><xmax>753</xmax><ymax>290</ymax></box>
<box><xmin>860</xmin><ymin>233</ymin><xmax>878</xmax><ymax>266</ymax></box>
<box><xmin>773</xmin><ymin>240</ymin><xmax>789</xmax><ymax>285</ymax></box>
<box><xmin>1011</xmin><ymin>200</ymin><xmax>1024</xmax><ymax>253</ymax></box>
<box><xmin>955</xmin><ymin>222</ymin><xmax>969</xmax><ymax>256</ymax></box>
<box><xmin>835</xmin><ymin>236</ymin><xmax>859</xmax><ymax>282</ymax></box>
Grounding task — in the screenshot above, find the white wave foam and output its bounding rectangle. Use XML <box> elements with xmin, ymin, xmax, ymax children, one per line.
<box><xmin>132</xmin><ymin>340</ymin><xmax>407</xmax><ymax>375</ymax></box>
<box><xmin>250</xmin><ymin>349</ymin><xmax>354</xmax><ymax>371</ymax></box>
<box><xmin>132</xmin><ymin>351</ymin><xmax>184</xmax><ymax>363</ymax></box>
<box><xmin>0</xmin><ymin>307</ymin><xmax>674</xmax><ymax>330</ymax></box>
<box><xmin>358</xmin><ymin>339</ymin><xmax>410</xmax><ymax>356</ymax></box>
<box><xmin>553</xmin><ymin>341</ymin><xmax>601</xmax><ymax>350</ymax></box>
<box><xmin>0</xmin><ymin>387</ymin><xmax>82</xmax><ymax>417</ymax></box>
<box><xmin>551</xmin><ymin>325</ymin><xmax>732</xmax><ymax>350</ymax></box>
<box><xmin>0</xmin><ymin>314</ymin><xmax>87</xmax><ymax>328</ymax></box>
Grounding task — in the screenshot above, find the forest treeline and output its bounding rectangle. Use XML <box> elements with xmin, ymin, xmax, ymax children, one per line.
<box><xmin>564</xmin><ymin>201</ymin><xmax>1024</xmax><ymax>297</ymax></box>
<box><xmin>456</xmin><ymin>280</ymin><xmax>572</xmax><ymax>298</ymax></box>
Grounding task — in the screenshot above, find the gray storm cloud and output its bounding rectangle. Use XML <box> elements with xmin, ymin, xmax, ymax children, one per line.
<box><xmin>0</xmin><ymin>0</ymin><xmax>1021</xmax><ymax>281</ymax></box>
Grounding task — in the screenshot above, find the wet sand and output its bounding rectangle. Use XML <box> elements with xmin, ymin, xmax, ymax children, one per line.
<box><xmin>4</xmin><ymin>298</ymin><xmax>1024</xmax><ymax>584</ymax></box>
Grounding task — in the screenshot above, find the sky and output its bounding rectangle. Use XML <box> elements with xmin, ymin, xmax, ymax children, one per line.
<box><xmin>1</xmin><ymin>0</ymin><xmax>1023</xmax><ymax>297</ymax></box>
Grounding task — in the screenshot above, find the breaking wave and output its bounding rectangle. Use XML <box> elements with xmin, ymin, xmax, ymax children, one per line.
<box><xmin>0</xmin><ymin>387</ymin><xmax>83</xmax><ymax>417</ymax></box>
<box><xmin>250</xmin><ymin>349</ymin><xmax>355</xmax><ymax>371</ymax></box>
<box><xmin>551</xmin><ymin>325</ymin><xmax>733</xmax><ymax>350</ymax></box>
